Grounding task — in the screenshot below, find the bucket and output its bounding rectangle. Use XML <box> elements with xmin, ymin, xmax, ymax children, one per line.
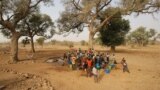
<box><xmin>105</xmin><ymin>69</ymin><xmax>110</xmax><ymax>74</ymax></box>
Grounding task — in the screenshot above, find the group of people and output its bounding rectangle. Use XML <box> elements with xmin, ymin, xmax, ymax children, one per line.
<box><xmin>63</xmin><ymin>48</ymin><xmax>130</xmax><ymax>83</ymax></box>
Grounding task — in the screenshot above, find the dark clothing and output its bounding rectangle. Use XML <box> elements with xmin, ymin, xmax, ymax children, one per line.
<box><xmin>114</xmin><ymin>60</ymin><xmax>117</xmax><ymax>64</ymax></box>
<box><xmin>122</xmin><ymin>62</ymin><xmax>130</xmax><ymax>73</ymax></box>
<box><xmin>83</xmin><ymin>62</ymin><xmax>88</xmax><ymax>70</ymax></box>
<box><xmin>106</xmin><ymin>57</ymin><xmax>109</xmax><ymax>63</ymax></box>
<box><xmin>63</xmin><ymin>53</ymin><xmax>67</xmax><ymax>59</ymax></box>
<box><xmin>87</xmin><ymin>67</ymin><xmax>92</xmax><ymax>77</ymax></box>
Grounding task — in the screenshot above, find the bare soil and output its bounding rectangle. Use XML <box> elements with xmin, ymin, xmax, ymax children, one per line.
<box><xmin>0</xmin><ymin>45</ymin><xmax>160</xmax><ymax>90</ymax></box>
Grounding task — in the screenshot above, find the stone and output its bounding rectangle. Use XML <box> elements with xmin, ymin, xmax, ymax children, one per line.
<box><xmin>27</xmin><ymin>87</ymin><xmax>31</xmax><ymax>90</ymax></box>
<box><xmin>37</xmin><ymin>83</ymin><xmax>42</xmax><ymax>87</ymax></box>
<box><xmin>0</xmin><ymin>85</ymin><xmax>6</xmax><ymax>89</ymax></box>
<box><xmin>10</xmin><ymin>71</ymin><xmax>17</xmax><ymax>74</ymax></box>
<box><xmin>6</xmin><ymin>69</ymin><xmax>10</xmax><ymax>72</ymax></box>
<box><xmin>57</xmin><ymin>58</ymin><xmax>65</xmax><ymax>66</ymax></box>
<box><xmin>33</xmin><ymin>75</ymin><xmax>37</xmax><ymax>79</ymax></box>
<box><xmin>46</xmin><ymin>58</ymin><xmax>58</xmax><ymax>63</ymax></box>
<box><xmin>23</xmin><ymin>73</ymin><xmax>30</xmax><ymax>78</ymax></box>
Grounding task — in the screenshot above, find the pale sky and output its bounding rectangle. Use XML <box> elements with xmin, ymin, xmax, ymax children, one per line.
<box><xmin>0</xmin><ymin>0</ymin><xmax>160</xmax><ymax>43</ymax></box>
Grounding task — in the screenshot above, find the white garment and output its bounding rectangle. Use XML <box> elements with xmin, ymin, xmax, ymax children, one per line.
<box><xmin>106</xmin><ymin>54</ymin><xmax>110</xmax><ymax>57</ymax></box>
<box><xmin>92</xmin><ymin>67</ymin><xmax>98</xmax><ymax>75</ymax></box>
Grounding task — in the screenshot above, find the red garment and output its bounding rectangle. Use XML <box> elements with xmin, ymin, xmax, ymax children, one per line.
<box><xmin>87</xmin><ymin>60</ymin><xmax>92</xmax><ymax>67</ymax></box>
<box><xmin>88</xmin><ymin>50</ymin><xmax>92</xmax><ymax>54</ymax></box>
<box><xmin>82</xmin><ymin>57</ymin><xmax>86</xmax><ymax>62</ymax></box>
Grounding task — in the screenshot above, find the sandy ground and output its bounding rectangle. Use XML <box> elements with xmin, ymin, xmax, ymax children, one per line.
<box><xmin>0</xmin><ymin>45</ymin><xmax>160</xmax><ymax>90</ymax></box>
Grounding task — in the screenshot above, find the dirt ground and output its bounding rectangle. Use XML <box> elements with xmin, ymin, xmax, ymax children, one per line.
<box><xmin>0</xmin><ymin>45</ymin><xmax>160</xmax><ymax>90</ymax></box>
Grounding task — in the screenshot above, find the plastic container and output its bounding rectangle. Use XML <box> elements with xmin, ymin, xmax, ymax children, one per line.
<box><xmin>105</xmin><ymin>69</ymin><xmax>110</xmax><ymax>74</ymax></box>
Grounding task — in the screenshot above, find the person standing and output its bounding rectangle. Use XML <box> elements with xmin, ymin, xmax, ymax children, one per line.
<box><xmin>87</xmin><ymin>58</ymin><xmax>93</xmax><ymax>77</ymax></box>
<box><xmin>106</xmin><ymin>53</ymin><xmax>110</xmax><ymax>64</ymax></box>
<box><xmin>63</xmin><ymin>52</ymin><xmax>67</xmax><ymax>65</ymax></box>
<box><xmin>71</xmin><ymin>54</ymin><xmax>76</xmax><ymax>70</ymax></box>
<box><xmin>121</xmin><ymin>58</ymin><xmax>130</xmax><ymax>73</ymax></box>
<box><xmin>92</xmin><ymin>66</ymin><xmax>99</xmax><ymax>83</ymax></box>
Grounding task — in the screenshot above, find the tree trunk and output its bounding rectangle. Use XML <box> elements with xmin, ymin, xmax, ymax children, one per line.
<box><xmin>23</xmin><ymin>43</ymin><xmax>25</xmax><ymax>47</ymax></box>
<box><xmin>88</xmin><ymin>32</ymin><xmax>94</xmax><ymax>49</ymax></box>
<box><xmin>11</xmin><ymin>32</ymin><xmax>20</xmax><ymax>63</ymax></box>
<box><xmin>30</xmin><ymin>36</ymin><xmax>35</xmax><ymax>53</ymax></box>
<box><xmin>110</xmin><ymin>46</ymin><xmax>116</xmax><ymax>52</ymax></box>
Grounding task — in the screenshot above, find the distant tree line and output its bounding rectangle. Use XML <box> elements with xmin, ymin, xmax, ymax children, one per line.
<box><xmin>126</xmin><ymin>27</ymin><xmax>160</xmax><ymax>47</ymax></box>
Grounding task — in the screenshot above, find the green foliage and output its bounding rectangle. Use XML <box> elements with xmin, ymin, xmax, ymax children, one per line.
<box><xmin>128</xmin><ymin>27</ymin><xmax>148</xmax><ymax>46</ymax></box>
<box><xmin>157</xmin><ymin>33</ymin><xmax>160</xmax><ymax>39</ymax></box>
<box><xmin>61</xmin><ymin>40</ymin><xmax>74</xmax><ymax>48</ymax></box>
<box><xmin>0</xmin><ymin>0</ymin><xmax>54</xmax><ymax>61</ymax></box>
<box><xmin>36</xmin><ymin>37</ymin><xmax>45</xmax><ymax>47</ymax></box>
<box><xmin>0</xmin><ymin>0</ymin><xmax>54</xmax><ymax>38</ymax></box>
<box><xmin>127</xmin><ymin>27</ymin><xmax>157</xmax><ymax>46</ymax></box>
<box><xmin>50</xmin><ymin>39</ymin><xmax>57</xmax><ymax>45</ymax></box>
<box><xmin>58</xmin><ymin>0</ymin><xmax>160</xmax><ymax>34</ymax></box>
<box><xmin>1</xmin><ymin>29</ymin><xmax>11</xmax><ymax>39</ymax></box>
<box><xmin>58</xmin><ymin>0</ymin><xmax>160</xmax><ymax>48</ymax></box>
<box><xmin>120</xmin><ymin>0</ymin><xmax>160</xmax><ymax>15</ymax></box>
<box><xmin>148</xmin><ymin>29</ymin><xmax>156</xmax><ymax>38</ymax></box>
<box><xmin>20</xmin><ymin>13</ymin><xmax>55</xmax><ymax>38</ymax></box>
<box><xmin>99</xmin><ymin>13</ymin><xmax>130</xmax><ymax>48</ymax></box>
<box><xmin>80</xmin><ymin>40</ymin><xmax>87</xmax><ymax>46</ymax></box>
<box><xmin>21</xmin><ymin>37</ymin><xmax>30</xmax><ymax>47</ymax></box>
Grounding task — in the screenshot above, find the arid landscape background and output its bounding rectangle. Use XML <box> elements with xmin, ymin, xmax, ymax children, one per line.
<box><xmin>0</xmin><ymin>44</ymin><xmax>160</xmax><ymax>90</ymax></box>
<box><xmin>0</xmin><ymin>0</ymin><xmax>160</xmax><ymax>90</ymax></box>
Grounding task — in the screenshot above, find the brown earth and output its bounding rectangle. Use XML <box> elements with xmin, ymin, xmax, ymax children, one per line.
<box><xmin>0</xmin><ymin>45</ymin><xmax>160</xmax><ymax>90</ymax></box>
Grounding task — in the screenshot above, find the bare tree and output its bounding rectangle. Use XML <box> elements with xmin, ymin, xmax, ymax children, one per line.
<box><xmin>58</xmin><ymin>0</ymin><xmax>160</xmax><ymax>48</ymax></box>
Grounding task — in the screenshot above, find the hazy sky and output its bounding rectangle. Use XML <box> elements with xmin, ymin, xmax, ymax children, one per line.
<box><xmin>0</xmin><ymin>0</ymin><xmax>160</xmax><ymax>43</ymax></box>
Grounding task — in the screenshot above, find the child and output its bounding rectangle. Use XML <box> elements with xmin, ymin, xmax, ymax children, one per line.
<box><xmin>121</xmin><ymin>58</ymin><xmax>130</xmax><ymax>73</ymax></box>
<box><xmin>106</xmin><ymin>52</ymin><xmax>110</xmax><ymax>64</ymax></box>
<box><xmin>92</xmin><ymin>66</ymin><xmax>99</xmax><ymax>83</ymax></box>
<box><xmin>87</xmin><ymin>58</ymin><xmax>93</xmax><ymax>77</ymax></box>
<box><xmin>71</xmin><ymin>54</ymin><xmax>76</xmax><ymax>70</ymax></box>
<box><xmin>67</xmin><ymin>52</ymin><xmax>72</xmax><ymax>69</ymax></box>
<box><xmin>81</xmin><ymin>56</ymin><xmax>87</xmax><ymax>70</ymax></box>
<box><xmin>63</xmin><ymin>52</ymin><xmax>67</xmax><ymax>65</ymax></box>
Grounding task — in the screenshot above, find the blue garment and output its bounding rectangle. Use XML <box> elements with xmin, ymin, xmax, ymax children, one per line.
<box><xmin>96</xmin><ymin>63</ymin><xmax>101</xmax><ymax>70</ymax></box>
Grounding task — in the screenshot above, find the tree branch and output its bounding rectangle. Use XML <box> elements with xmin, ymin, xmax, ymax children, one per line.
<box><xmin>0</xmin><ymin>27</ymin><xmax>4</xmax><ymax>29</ymax></box>
<box><xmin>126</xmin><ymin>0</ymin><xmax>160</xmax><ymax>15</ymax></box>
<box><xmin>98</xmin><ymin>0</ymin><xmax>112</xmax><ymax>12</ymax></box>
<box><xmin>96</xmin><ymin>11</ymin><xmax>119</xmax><ymax>32</ymax></box>
<box><xmin>14</xmin><ymin>0</ymin><xmax>42</xmax><ymax>27</ymax></box>
<box><xmin>0</xmin><ymin>4</ymin><xmax>4</xmax><ymax>22</ymax></box>
<box><xmin>29</xmin><ymin>0</ymin><xmax>42</xmax><ymax>8</ymax></box>
<box><xmin>7</xmin><ymin>14</ymin><xmax>15</xmax><ymax>21</ymax></box>
<box><xmin>72</xmin><ymin>0</ymin><xmax>82</xmax><ymax>11</ymax></box>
